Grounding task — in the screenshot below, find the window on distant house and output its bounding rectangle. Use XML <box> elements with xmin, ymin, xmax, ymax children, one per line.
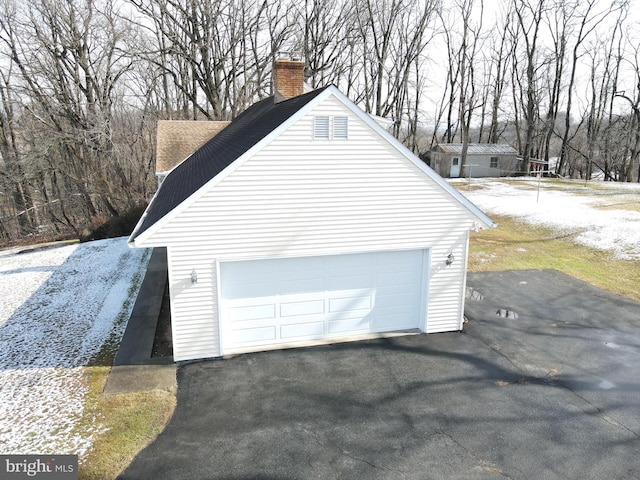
<box><xmin>314</xmin><ymin>116</ymin><xmax>349</xmax><ymax>140</ymax></box>
<box><xmin>490</xmin><ymin>156</ymin><xmax>498</xmax><ymax>168</ymax></box>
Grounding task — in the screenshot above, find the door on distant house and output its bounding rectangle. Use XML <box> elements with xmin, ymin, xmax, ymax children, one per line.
<box><xmin>450</xmin><ymin>157</ymin><xmax>461</xmax><ymax>177</ymax></box>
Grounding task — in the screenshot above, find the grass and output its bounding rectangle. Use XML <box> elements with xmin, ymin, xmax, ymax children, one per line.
<box><xmin>469</xmin><ymin>214</ymin><xmax>640</xmax><ymax>303</ymax></box>
<box><xmin>72</xmin><ymin>247</ymin><xmax>176</xmax><ymax>480</ymax></box>
<box><xmin>77</xmin><ymin>366</ymin><xmax>176</xmax><ymax>479</ymax></box>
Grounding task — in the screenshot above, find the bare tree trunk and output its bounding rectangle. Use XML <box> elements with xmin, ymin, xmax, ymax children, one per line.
<box><xmin>513</xmin><ymin>0</ymin><xmax>546</xmax><ymax>173</ymax></box>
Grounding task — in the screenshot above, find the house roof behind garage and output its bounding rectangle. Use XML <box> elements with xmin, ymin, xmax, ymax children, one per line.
<box><xmin>156</xmin><ymin>120</ymin><xmax>231</xmax><ymax>174</ymax></box>
<box><xmin>434</xmin><ymin>143</ymin><xmax>518</xmax><ymax>155</ymax></box>
<box><xmin>132</xmin><ymin>87</ymin><xmax>330</xmax><ymax>240</ymax></box>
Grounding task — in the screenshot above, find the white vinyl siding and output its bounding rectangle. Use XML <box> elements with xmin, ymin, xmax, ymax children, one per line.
<box><xmin>145</xmin><ymin>93</ymin><xmax>479</xmax><ymax>360</ymax></box>
<box><xmin>167</xmin><ymin>247</ymin><xmax>220</xmax><ymax>361</ymax></box>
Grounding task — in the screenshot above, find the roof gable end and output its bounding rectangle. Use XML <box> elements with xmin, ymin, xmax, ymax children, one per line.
<box><xmin>130</xmin><ymin>87</ymin><xmax>331</xmax><ymax>243</ymax></box>
<box><xmin>130</xmin><ymin>86</ymin><xmax>495</xmax><ymax>246</ymax></box>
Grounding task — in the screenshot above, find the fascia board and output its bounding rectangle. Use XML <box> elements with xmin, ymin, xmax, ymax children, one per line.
<box><xmin>330</xmin><ymin>88</ymin><xmax>497</xmax><ymax>230</ymax></box>
<box><xmin>130</xmin><ymin>88</ymin><xmax>337</xmax><ymax>247</ymax></box>
<box><xmin>128</xmin><ymin>187</ymin><xmax>161</xmax><ymax>248</ymax></box>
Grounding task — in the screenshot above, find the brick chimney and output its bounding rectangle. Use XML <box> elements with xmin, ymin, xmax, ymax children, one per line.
<box><xmin>274</xmin><ymin>53</ymin><xmax>305</xmax><ymax>101</ymax></box>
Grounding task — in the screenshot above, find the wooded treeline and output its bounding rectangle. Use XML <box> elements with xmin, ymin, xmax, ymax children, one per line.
<box><xmin>0</xmin><ymin>0</ymin><xmax>638</xmax><ymax>243</ymax></box>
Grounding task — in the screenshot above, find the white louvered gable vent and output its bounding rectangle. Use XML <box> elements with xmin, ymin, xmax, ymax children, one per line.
<box><xmin>333</xmin><ymin>116</ymin><xmax>348</xmax><ymax>139</ymax></box>
<box><xmin>314</xmin><ymin>116</ymin><xmax>349</xmax><ymax>140</ymax></box>
<box><xmin>314</xmin><ymin>116</ymin><xmax>330</xmax><ymax>139</ymax></box>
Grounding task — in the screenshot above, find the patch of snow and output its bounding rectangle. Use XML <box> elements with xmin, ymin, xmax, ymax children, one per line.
<box><xmin>599</xmin><ymin>380</ymin><xmax>615</xmax><ymax>390</ymax></box>
<box><xmin>0</xmin><ymin>238</ymin><xmax>151</xmax><ymax>458</ymax></box>
<box><xmin>465</xmin><ymin>180</ymin><xmax>640</xmax><ymax>260</ymax></box>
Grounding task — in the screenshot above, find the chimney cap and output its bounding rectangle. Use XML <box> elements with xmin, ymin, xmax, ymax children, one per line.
<box><xmin>277</xmin><ymin>51</ymin><xmax>303</xmax><ymax>62</ymax></box>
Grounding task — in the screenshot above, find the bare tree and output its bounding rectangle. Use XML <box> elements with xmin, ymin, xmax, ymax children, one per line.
<box><xmin>511</xmin><ymin>0</ymin><xmax>547</xmax><ymax>171</ymax></box>
<box><xmin>613</xmin><ymin>42</ymin><xmax>640</xmax><ymax>182</ymax></box>
<box><xmin>556</xmin><ymin>0</ymin><xmax>627</xmax><ymax>176</ymax></box>
<box><xmin>0</xmin><ymin>0</ymin><xmax>150</xmax><ymax>237</ymax></box>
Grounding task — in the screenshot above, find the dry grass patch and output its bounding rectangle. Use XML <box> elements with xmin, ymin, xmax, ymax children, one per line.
<box><xmin>469</xmin><ymin>215</ymin><xmax>640</xmax><ymax>303</ymax></box>
<box><xmin>78</xmin><ymin>366</ymin><xmax>176</xmax><ymax>480</ymax></box>
<box><xmin>592</xmin><ymin>201</ymin><xmax>640</xmax><ymax>213</ymax></box>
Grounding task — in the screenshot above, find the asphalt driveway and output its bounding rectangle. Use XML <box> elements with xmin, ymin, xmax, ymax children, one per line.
<box><xmin>119</xmin><ymin>270</ymin><xmax>640</xmax><ymax>480</ymax></box>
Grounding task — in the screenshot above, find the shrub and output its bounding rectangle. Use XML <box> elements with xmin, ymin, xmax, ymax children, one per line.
<box><xmin>81</xmin><ymin>205</ymin><xmax>147</xmax><ymax>242</ymax></box>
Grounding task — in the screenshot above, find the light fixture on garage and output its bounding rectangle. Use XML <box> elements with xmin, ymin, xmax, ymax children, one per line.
<box><xmin>446</xmin><ymin>253</ymin><xmax>455</xmax><ymax>266</ymax></box>
<box><xmin>191</xmin><ymin>269</ymin><xmax>198</xmax><ymax>284</ymax></box>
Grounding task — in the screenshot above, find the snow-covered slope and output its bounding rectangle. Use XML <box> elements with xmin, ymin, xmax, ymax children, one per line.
<box><xmin>0</xmin><ymin>238</ymin><xmax>150</xmax><ymax>456</ymax></box>
<box><xmin>463</xmin><ymin>179</ymin><xmax>640</xmax><ymax>260</ymax></box>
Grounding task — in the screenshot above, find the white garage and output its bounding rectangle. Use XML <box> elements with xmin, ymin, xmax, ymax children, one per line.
<box><xmin>128</xmin><ymin>79</ymin><xmax>495</xmax><ymax>362</ymax></box>
<box><xmin>219</xmin><ymin>249</ymin><xmax>428</xmax><ymax>354</ymax></box>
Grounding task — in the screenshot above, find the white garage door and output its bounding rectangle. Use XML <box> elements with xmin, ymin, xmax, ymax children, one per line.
<box><xmin>219</xmin><ymin>249</ymin><xmax>427</xmax><ymax>354</ymax></box>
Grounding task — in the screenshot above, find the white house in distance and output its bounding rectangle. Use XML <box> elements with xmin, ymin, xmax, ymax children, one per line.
<box><xmin>430</xmin><ymin>143</ymin><xmax>520</xmax><ymax>178</ymax></box>
<box><xmin>128</xmin><ymin>57</ymin><xmax>496</xmax><ymax>362</ymax></box>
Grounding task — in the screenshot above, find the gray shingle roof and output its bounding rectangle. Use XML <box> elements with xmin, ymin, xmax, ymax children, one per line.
<box><xmin>434</xmin><ymin>143</ymin><xmax>518</xmax><ymax>155</ymax></box>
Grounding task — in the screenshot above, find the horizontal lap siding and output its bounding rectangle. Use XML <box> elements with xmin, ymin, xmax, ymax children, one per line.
<box><xmin>167</xmin><ymin>247</ymin><xmax>220</xmax><ymax>360</ymax></box>
<box><xmin>153</xmin><ymin>95</ymin><xmax>478</xmax><ymax>359</ymax></box>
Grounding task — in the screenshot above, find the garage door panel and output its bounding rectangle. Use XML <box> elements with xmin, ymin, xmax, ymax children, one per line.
<box><xmin>276</xmin><ymin>255</ymin><xmax>325</xmax><ymax>273</ymax></box>
<box><xmin>223</xmin><ymin>281</ymin><xmax>276</xmax><ymax>299</ymax></box>
<box><xmin>280</xmin><ymin>321</ymin><xmax>324</xmax><ymax>339</ymax></box>
<box><xmin>220</xmin><ymin>249</ymin><xmax>426</xmax><ymax>353</ymax></box>
<box><xmin>327</xmin><ymin>253</ymin><xmax>372</xmax><ymax>268</ymax></box>
<box><xmin>279</xmin><ymin>277</ymin><xmax>325</xmax><ymax>295</ymax></box>
<box><xmin>375</xmin><ymin>292</ymin><xmax>417</xmax><ymax>308</ymax></box>
<box><xmin>376</xmin><ymin>284</ymin><xmax>421</xmax><ymax>297</ymax></box>
<box><xmin>373</xmin><ymin>314</ymin><xmax>416</xmax><ymax>331</ymax></box>
<box><xmin>280</xmin><ymin>299</ymin><xmax>325</xmax><ymax>317</ymax></box>
<box><xmin>328</xmin><ymin>295</ymin><xmax>372</xmax><ymax>313</ymax></box>
<box><xmin>375</xmin><ymin>271</ymin><xmax>414</xmax><ymax>286</ymax></box>
<box><xmin>328</xmin><ymin>317</ymin><xmax>371</xmax><ymax>334</ymax></box>
<box><xmin>375</xmin><ymin>261</ymin><xmax>417</xmax><ymax>273</ymax></box>
<box><xmin>223</xmin><ymin>259</ymin><xmax>274</xmax><ymax>277</ymax></box>
<box><xmin>228</xmin><ymin>304</ymin><xmax>276</xmax><ymax>322</ymax></box>
<box><xmin>328</xmin><ymin>274</ymin><xmax>373</xmax><ymax>291</ymax></box>
<box><xmin>228</xmin><ymin>325</ymin><xmax>276</xmax><ymax>344</ymax></box>
<box><xmin>375</xmin><ymin>303</ymin><xmax>414</xmax><ymax>315</ymax></box>
<box><xmin>376</xmin><ymin>250</ymin><xmax>418</xmax><ymax>264</ymax></box>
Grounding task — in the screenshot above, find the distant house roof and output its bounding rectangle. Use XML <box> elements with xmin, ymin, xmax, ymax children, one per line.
<box><xmin>156</xmin><ymin>120</ymin><xmax>231</xmax><ymax>174</ymax></box>
<box><xmin>131</xmin><ymin>87</ymin><xmax>331</xmax><ymax>240</ymax></box>
<box><xmin>433</xmin><ymin>144</ymin><xmax>518</xmax><ymax>155</ymax></box>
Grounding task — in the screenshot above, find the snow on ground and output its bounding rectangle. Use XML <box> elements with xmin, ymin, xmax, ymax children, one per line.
<box><xmin>462</xmin><ymin>179</ymin><xmax>640</xmax><ymax>260</ymax></box>
<box><xmin>0</xmin><ymin>238</ymin><xmax>151</xmax><ymax>458</ymax></box>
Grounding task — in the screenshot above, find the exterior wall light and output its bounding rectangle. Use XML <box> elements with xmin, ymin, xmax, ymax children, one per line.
<box><xmin>191</xmin><ymin>269</ymin><xmax>198</xmax><ymax>284</ymax></box>
<box><xmin>446</xmin><ymin>253</ymin><xmax>455</xmax><ymax>266</ymax></box>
